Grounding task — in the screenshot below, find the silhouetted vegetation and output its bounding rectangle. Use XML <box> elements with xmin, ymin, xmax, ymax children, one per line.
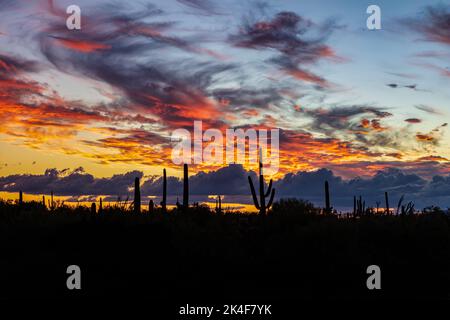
<box><xmin>248</xmin><ymin>171</ymin><xmax>275</xmax><ymax>215</ymax></box>
<box><xmin>134</xmin><ymin>177</ymin><xmax>141</xmax><ymax>214</ymax></box>
<box><xmin>161</xmin><ymin>168</ymin><xmax>167</xmax><ymax>213</ymax></box>
<box><xmin>324</xmin><ymin>180</ymin><xmax>332</xmax><ymax>214</ymax></box>
<box><xmin>1</xmin><ymin>165</ymin><xmax>449</xmax><ymax>299</ymax></box>
<box><xmin>183</xmin><ymin>164</ymin><xmax>189</xmax><ymax>213</ymax></box>
<box><xmin>1</xmin><ymin>192</ymin><xmax>449</xmax><ymax>299</ymax></box>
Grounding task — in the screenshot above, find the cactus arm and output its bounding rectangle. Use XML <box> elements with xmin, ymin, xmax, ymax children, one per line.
<box><xmin>264</xmin><ymin>179</ymin><xmax>273</xmax><ymax>197</ymax></box>
<box><xmin>248</xmin><ymin>176</ymin><xmax>260</xmax><ymax>210</ymax></box>
<box><xmin>267</xmin><ymin>188</ymin><xmax>275</xmax><ymax>209</ymax></box>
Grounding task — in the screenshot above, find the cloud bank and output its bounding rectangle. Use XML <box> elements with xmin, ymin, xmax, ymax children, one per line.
<box><xmin>2</xmin><ymin>164</ymin><xmax>450</xmax><ymax>209</ymax></box>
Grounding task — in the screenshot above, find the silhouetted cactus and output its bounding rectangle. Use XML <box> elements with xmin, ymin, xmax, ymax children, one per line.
<box><xmin>134</xmin><ymin>177</ymin><xmax>141</xmax><ymax>214</ymax></box>
<box><xmin>49</xmin><ymin>191</ymin><xmax>55</xmax><ymax>211</ymax></box>
<box><xmin>353</xmin><ymin>196</ymin><xmax>356</xmax><ymax>216</ymax></box>
<box><xmin>42</xmin><ymin>195</ymin><xmax>46</xmax><ymax>208</ymax></box>
<box><xmin>91</xmin><ymin>202</ymin><xmax>96</xmax><ymax>214</ymax></box>
<box><xmin>183</xmin><ymin>164</ymin><xmax>189</xmax><ymax>212</ymax></box>
<box><xmin>401</xmin><ymin>201</ymin><xmax>415</xmax><ymax>215</ymax></box>
<box><xmin>396</xmin><ymin>195</ymin><xmax>404</xmax><ymax>215</ymax></box>
<box><xmin>99</xmin><ymin>197</ymin><xmax>103</xmax><ymax>214</ymax></box>
<box><xmin>19</xmin><ymin>190</ymin><xmax>23</xmax><ymax>206</ymax></box>
<box><xmin>215</xmin><ymin>195</ymin><xmax>222</xmax><ymax>214</ymax></box>
<box><xmin>324</xmin><ymin>181</ymin><xmax>332</xmax><ymax>214</ymax></box>
<box><xmin>356</xmin><ymin>195</ymin><xmax>366</xmax><ymax>216</ymax></box>
<box><xmin>149</xmin><ymin>199</ymin><xmax>154</xmax><ymax>214</ymax></box>
<box><xmin>248</xmin><ymin>150</ymin><xmax>275</xmax><ymax>215</ymax></box>
<box><xmin>160</xmin><ymin>168</ymin><xmax>167</xmax><ymax>213</ymax></box>
<box><xmin>385</xmin><ymin>191</ymin><xmax>390</xmax><ymax>215</ymax></box>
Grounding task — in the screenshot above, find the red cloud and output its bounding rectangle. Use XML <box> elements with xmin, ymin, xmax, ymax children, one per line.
<box><xmin>416</xmin><ymin>134</ymin><xmax>435</xmax><ymax>142</ymax></box>
<box><xmin>50</xmin><ymin>36</ymin><xmax>111</xmax><ymax>53</ymax></box>
<box><xmin>405</xmin><ymin>118</ymin><xmax>422</xmax><ymax>124</ymax></box>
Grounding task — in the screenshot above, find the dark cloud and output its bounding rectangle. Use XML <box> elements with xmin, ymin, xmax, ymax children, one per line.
<box><xmin>36</xmin><ymin>2</ymin><xmax>237</xmax><ymax>131</ymax></box>
<box><xmin>403</xmin><ymin>5</ymin><xmax>450</xmax><ymax>46</ymax></box>
<box><xmin>141</xmin><ymin>164</ymin><xmax>258</xmax><ymax>196</ymax></box>
<box><xmin>0</xmin><ymin>0</ymin><xmax>17</xmax><ymax>10</ymax></box>
<box><xmin>3</xmin><ymin>164</ymin><xmax>450</xmax><ymax>209</ymax></box>
<box><xmin>229</xmin><ymin>10</ymin><xmax>342</xmax><ymax>87</ymax></box>
<box><xmin>402</xmin><ymin>5</ymin><xmax>450</xmax><ymax>78</ymax></box>
<box><xmin>290</xmin><ymin>105</ymin><xmax>436</xmax><ymax>156</ymax></box>
<box><xmin>415</xmin><ymin>104</ymin><xmax>444</xmax><ymax>115</ymax></box>
<box><xmin>405</xmin><ymin>118</ymin><xmax>422</xmax><ymax>124</ymax></box>
<box><xmin>0</xmin><ymin>167</ymin><xmax>142</xmax><ymax>196</ymax></box>
<box><xmin>424</xmin><ymin>175</ymin><xmax>450</xmax><ymax>197</ymax></box>
<box><xmin>176</xmin><ymin>0</ymin><xmax>222</xmax><ymax>15</ymax></box>
<box><xmin>0</xmin><ymin>54</ymin><xmax>40</xmax><ymax>73</ymax></box>
<box><xmin>273</xmin><ymin>167</ymin><xmax>449</xmax><ymax>209</ymax></box>
<box><xmin>298</xmin><ymin>105</ymin><xmax>392</xmax><ymax>135</ymax></box>
<box><xmin>230</xmin><ymin>11</ymin><xmax>336</xmax><ymax>60</ymax></box>
<box><xmin>386</xmin><ymin>83</ymin><xmax>420</xmax><ymax>91</ymax></box>
<box><xmin>211</xmin><ymin>87</ymin><xmax>284</xmax><ymax>111</ymax></box>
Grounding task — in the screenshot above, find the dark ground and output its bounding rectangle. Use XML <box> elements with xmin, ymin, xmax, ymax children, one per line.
<box><xmin>1</xmin><ymin>199</ymin><xmax>450</xmax><ymax>301</ymax></box>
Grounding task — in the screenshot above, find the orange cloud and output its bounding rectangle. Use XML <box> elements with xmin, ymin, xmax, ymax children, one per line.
<box><xmin>359</xmin><ymin>119</ymin><xmax>370</xmax><ymax>128</ymax></box>
<box><xmin>417</xmin><ymin>155</ymin><xmax>449</xmax><ymax>162</ymax></box>
<box><xmin>416</xmin><ymin>134</ymin><xmax>435</xmax><ymax>142</ymax></box>
<box><xmin>51</xmin><ymin>36</ymin><xmax>111</xmax><ymax>53</ymax></box>
<box><xmin>285</xmin><ymin>68</ymin><xmax>328</xmax><ymax>87</ymax></box>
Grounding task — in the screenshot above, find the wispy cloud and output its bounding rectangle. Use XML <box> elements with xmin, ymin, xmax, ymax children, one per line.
<box><xmin>403</xmin><ymin>5</ymin><xmax>450</xmax><ymax>46</ymax></box>
<box><xmin>415</xmin><ymin>104</ymin><xmax>444</xmax><ymax>115</ymax></box>
<box><xmin>229</xmin><ymin>10</ymin><xmax>343</xmax><ymax>88</ymax></box>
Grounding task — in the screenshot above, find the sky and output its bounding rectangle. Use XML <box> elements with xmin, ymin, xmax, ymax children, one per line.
<box><xmin>0</xmin><ymin>0</ymin><xmax>450</xmax><ymax>208</ymax></box>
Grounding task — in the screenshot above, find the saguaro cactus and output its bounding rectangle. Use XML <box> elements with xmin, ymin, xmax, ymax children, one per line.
<box><xmin>176</xmin><ymin>197</ymin><xmax>181</xmax><ymax>210</ymax></box>
<box><xmin>324</xmin><ymin>181</ymin><xmax>331</xmax><ymax>214</ymax></box>
<box><xmin>91</xmin><ymin>202</ymin><xmax>96</xmax><ymax>214</ymax></box>
<box><xmin>396</xmin><ymin>195</ymin><xmax>404</xmax><ymax>215</ymax></box>
<box><xmin>19</xmin><ymin>190</ymin><xmax>23</xmax><ymax>206</ymax></box>
<box><xmin>50</xmin><ymin>191</ymin><xmax>55</xmax><ymax>211</ymax></box>
<box><xmin>384</xmin><ymin>191</ymin><xmax>390</xmax><ymax>215</ymax></box>
<box><xmin>353</xmin><ymin>196</ymin><xmax>356</xmax><ymax>216</ymax></box>
<box><xmin>42</xmin><ymin>195</ymin><xmax>46</xmax><ymax>208</ymax></box>
<box><xmin>401</xmin><ymin>201</ymin><xmax>414</xmax><ymax>215</ymax></box>
<box><xmin>149</xmin><ymin>199</ymin><xmax>154</xmax><ymax>214</ymax></box>
<box><xmin>356</xmin><ymin>195</ymin><xmax>366</xmax><ymax>216</ymax></box>
<box><xmin>134</xmin><ymin>177</ymin><xmax>141</xmax><ymax>214</ymax></box>
<box><xmin>215</xmin><ymin>195</ymin><xmax>222</xmax><ymax>214</ymax></box>
<box><xmin>183</xmin><ymin>164</ymin><xmax>189</xmax><ymax>212</ymax></box>
<box><xmin>99</xmin><ymin>198</ymin><xmax>103</xmax><ymax>214</ymax></box>
<box><xmin>161</xmin><ymin>168</ymin><xmax>167</xmax><ymax>213</ymax></box>
<box><xmin>248</xmin><ymin>149</ymin><xmax>275</xmax><ymax>215</ymax></box>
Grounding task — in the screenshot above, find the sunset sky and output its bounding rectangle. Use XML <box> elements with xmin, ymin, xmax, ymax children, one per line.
<box><xmin>1</xmin><ymin>0</ymin><xmax>450</xmax><ymax>207</ymax></box>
